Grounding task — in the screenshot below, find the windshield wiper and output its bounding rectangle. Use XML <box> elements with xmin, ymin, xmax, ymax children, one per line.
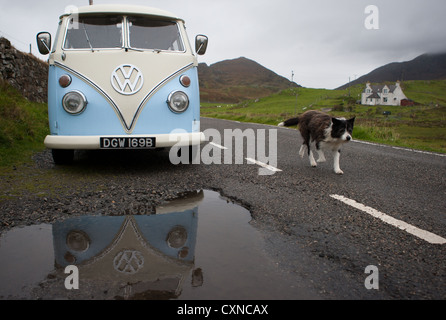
<box><xmin>82</xmin><ymin>24</ymin><xmax>94</xmax><ymax>52</ymax></box>
<box><xmin>126</xmin><ymin>47</ymin><xmax>144</xmax><ymax>52</ymax></box>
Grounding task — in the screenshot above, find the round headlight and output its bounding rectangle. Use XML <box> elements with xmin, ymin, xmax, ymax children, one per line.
<box><xmin>167</xmin><ymin>91</ymin><xmax>189</xmax><ymax>113</ymax></box>
<box><xmin>62</xmin><ymin>91</ymin><xmax>87</xmax><ymax>115</ymax></box>
<box><xmin>166</xmin><ymin>226</ymin><xmax>188</xmax><ymax>249</ymax></box>
<box><xmin>66</xmin><ymin>230</ymin><xmax>90</xmax><ymax>252</ymax></box>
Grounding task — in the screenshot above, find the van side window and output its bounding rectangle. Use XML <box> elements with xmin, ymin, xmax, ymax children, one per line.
<box><xmin>64</xmin><ymin>15</ymin><xmax>123</xmax><ymax>49</ymax></box>
<box><xmin>128</xmin><ymin>17</ymin><xmax>184</xmax><ymax>51</ymax></box>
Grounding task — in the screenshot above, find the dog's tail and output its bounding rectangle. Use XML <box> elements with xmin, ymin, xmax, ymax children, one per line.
<box><xmin>278</xmin><ymin>117</ymin><xmax>300</xmax><ymax>127</ymax></box>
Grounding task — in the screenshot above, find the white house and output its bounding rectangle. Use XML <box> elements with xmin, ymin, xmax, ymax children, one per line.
<box><xmin>361</xmin><ymin>81</ymin><xmax>408</xmax><ymax>106</ymax></box>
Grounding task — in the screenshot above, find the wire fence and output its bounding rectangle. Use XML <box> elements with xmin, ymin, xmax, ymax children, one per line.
<box><xmin>0</xmin><ymin>29</ymin><xmax>33</xmax><ymax>54</ymax></box>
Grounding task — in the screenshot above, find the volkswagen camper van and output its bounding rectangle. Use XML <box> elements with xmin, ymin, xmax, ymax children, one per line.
<box><xmin>37</xmin><ymin>4</ymin><xmax>208</xmax><ymax>164</ymax></box>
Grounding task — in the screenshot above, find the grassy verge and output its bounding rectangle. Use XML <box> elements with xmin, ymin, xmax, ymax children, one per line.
<box><xmin>0</xmin><ymin>80</ymin><xmax>49</xmax><ymax>169</ymax></box>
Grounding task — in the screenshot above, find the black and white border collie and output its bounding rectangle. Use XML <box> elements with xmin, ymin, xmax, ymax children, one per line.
<box><xmin>279</xmin><ymin>110</ymin><xmax>355</xmax><ymax>174</ymax></box>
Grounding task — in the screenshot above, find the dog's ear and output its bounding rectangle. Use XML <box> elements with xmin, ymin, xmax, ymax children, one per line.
<box><xmin>347</xmin><ymin>117</ymin><xmax>356</xmax><ymax>131</ymax></box>
<box><xmin>331</xmin><ymin>117</ymin><xmax>342</xmax><ymax>125</ymax></box>
<box><xmin>348</xmin><ymin>117</ymin><xmax>356</xmax><ymax>125</ymax></box>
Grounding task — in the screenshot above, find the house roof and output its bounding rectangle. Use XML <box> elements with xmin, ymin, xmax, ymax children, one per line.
<box><xmin>366</xmin><ymin>92</ymin><xmax>381</xmax><ymax>99</ymax></box>
<box><xmin>364</xmin><ymin>84</ymin><xmax>397</xmax><ymax>94</ymax></box>
<box><xmin>388</xmin><ymin>85</ymin><xmax>397</xmax><ymax>93</ymax></box>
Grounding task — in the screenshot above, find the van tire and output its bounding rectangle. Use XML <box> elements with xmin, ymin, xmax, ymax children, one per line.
<box><xmin>52</xmin><ymin>149</ymin><xmax>74</xmax><ymax>165</ymax></box>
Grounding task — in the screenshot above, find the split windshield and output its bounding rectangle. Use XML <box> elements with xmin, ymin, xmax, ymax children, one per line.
<box><xmin>128</xmin><ymin>17</ymin><xmax>184</xmax><ymax>51</ymax></box>
<box><xmin>64</xmin><ymin>16</ymin><xmax>123</xmax><ymax>49</ymax></box>
<box><xmin>63</xmin><ymin>15</ymin><xmax>184</xmax><ymax>51</ymax></box>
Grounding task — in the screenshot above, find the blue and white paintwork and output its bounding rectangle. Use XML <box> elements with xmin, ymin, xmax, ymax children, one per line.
<box><xmin>40</xmin><ymin>4</ymin><xmax>206</xmax><ymax>152</ymax></box>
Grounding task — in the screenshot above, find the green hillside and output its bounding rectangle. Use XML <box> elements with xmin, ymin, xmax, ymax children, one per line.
<box><xmin>202</xmin><ymin>80</ymin><xmax>446</xmax><ymax>154</ymax></box>
<box><xmin>402</xmin><ymin>80</ymin><xmax>446</xmax><ymax>106</ymax></box>
<box><xmin>0</xmin><ymin>80</ymin><xmax>49</xmax><ymax>168</ymax></box>
<box><xmin>201</xmin><ymin>86</ymin><xmax>358</xmax><ymax>125</ymax></box>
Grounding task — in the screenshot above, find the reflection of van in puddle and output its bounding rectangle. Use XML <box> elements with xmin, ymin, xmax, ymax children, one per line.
<box><xmin>36</xmin><ymin>4</ymin><xmax>208</xmax><ymax>164</ymax></box>
<box><xmin>51</xmin><ymin>190</ymin><xmax>204</xmax><ymax>299</ymax></box>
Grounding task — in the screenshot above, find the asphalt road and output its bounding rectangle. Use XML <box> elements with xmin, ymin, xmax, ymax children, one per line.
<box><xmin>199</xmin><ymin>117</ymin><xmax>446</xmax><ymax>299</ymax></box>
<box><xmin>1</xmin><ymin>117</ymin><xmax>445</xmax><ymax>300</ymax></box>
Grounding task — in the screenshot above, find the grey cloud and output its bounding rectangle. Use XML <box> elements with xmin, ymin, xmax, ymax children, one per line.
<box><xmin>0</xmin><ymin>0</ymin><xmax>445</xmax><ymax>88</ymax></box>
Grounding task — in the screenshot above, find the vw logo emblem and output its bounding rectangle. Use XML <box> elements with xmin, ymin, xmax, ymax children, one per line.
<box><xmin>111</xmin><ymin>64</ymin><xmax>144</xmax><ymax>95</ymax></box>
<box><xmin>113</xmin><ymin>250</ymin><xmax>144</xmax><ymax>274</ymax></box>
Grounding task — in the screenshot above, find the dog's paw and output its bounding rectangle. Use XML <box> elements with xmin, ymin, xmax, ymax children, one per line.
<box><xmin>335</xmin><ymin>169</ymin><xmax>344</xmax><ymax>175</ymax></box>
<box><xmin>317</xmin><ymin>158</ymin><xmax>326</xmax><ymax>163</ymax></box>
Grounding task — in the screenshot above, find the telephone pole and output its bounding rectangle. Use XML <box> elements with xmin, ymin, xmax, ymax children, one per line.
<box><xmin>348</xmin><ymin>77</ymin><xmax>351</xmax><ymax>97</ymax></box>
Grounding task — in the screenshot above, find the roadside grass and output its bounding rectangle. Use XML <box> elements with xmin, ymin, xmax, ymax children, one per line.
<box><xmin>201</xmin><ymin>81</ymin><xmax>446</xmax><ymax>154</ymax></box>
<box><xmin>0</xmin><ymin>80</ymin><xmax>49</xmax><ymax>169</ymax></box>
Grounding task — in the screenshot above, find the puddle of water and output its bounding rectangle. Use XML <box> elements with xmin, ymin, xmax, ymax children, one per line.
<box><xmin>0</xmin><ymin>224</ymin><xmax>54</xmax><ymax>298</ymax></box>
<box><xmin>0</xmin><ymin>190</ymin><xmax>317</xmax><ymax>300</ymax></box>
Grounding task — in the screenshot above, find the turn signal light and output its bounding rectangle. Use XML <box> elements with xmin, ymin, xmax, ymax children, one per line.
<box><xmin>180</xmin><ymin>75</ymin><xmax>191</xmax><ymax>87</ymax></box>
<box><xmin>59</xmin><ymin>74</ymin><xmax>72</xmax><ymax>88</ymax></box>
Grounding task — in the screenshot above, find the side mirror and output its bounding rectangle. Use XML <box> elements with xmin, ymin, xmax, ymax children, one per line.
<box><xmin>36</xmin><ymin>32</ymin><xmax>52</xmax><ymax>55</ymax></box>
<box><xmin>195</xmin><ymin>35</ymin><xmax>208</xmax><ymax>55</ymax></box>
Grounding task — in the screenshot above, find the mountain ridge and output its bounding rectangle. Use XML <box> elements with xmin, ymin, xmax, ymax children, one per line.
<box><xmin>198</xmin><ymin>57</ymin><xmax>299</xmax><ymax>103</ymax></box>
<box><xmin>337</xmin><ymin>52</ymin><xmax>446</xmax><ymax>89</ymax></box>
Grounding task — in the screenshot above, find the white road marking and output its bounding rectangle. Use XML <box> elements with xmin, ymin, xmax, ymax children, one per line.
<box><xmin>353</xmin><ymin>139</ymin><xmax>446</xmax><ymax>157</ymax></box>
<box><xmin>330</xmin><ymin>194</ymin><xmax>446</xmax><ymax>245</ymax></box>
<box><xmin>209</xmin><ymin>142</ymin><xmax>228</xmax><ymax>150</ymax></box>
<box><xmin>246</xmin><ymin>158</ymin><xmax>282</xmax><ymax>173</ymax></box>
<box><xmin>206</xmin><ymin>142</ymin><xmax>281</xmax><ymax>174</ymax></box>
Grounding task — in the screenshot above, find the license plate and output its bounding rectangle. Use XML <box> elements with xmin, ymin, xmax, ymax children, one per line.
<box><xmin>100</xmin><ymin>137</ymin><xmax>156</xmax><ymax>149</ymax></box>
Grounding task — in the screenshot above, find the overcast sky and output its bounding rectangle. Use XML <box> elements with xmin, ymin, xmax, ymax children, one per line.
<box><xmin>1</xmin><ymin>0</ymin><xmax>446</xmax><ymax>89</ymax></box>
